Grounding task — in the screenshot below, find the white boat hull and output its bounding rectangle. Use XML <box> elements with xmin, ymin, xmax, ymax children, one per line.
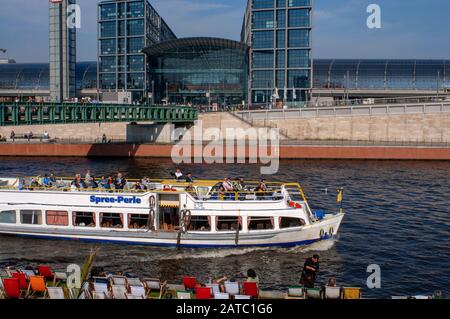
<box><xmin>0</xmin><ymin>214</ymin><xmax>343</xmax><ymax>248</ymax></box>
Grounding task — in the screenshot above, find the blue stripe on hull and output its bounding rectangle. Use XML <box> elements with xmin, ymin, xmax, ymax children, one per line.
<box><xmin>12</xmin><ymin>233</ymin><xmax>322</xmax><ymax>249</ymax></box>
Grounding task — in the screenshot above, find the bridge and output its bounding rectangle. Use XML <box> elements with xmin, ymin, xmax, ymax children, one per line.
<box><xmin>0</xmin><ymin>103</ymin><xmax>198</xmax><ymax>127</ymax></box>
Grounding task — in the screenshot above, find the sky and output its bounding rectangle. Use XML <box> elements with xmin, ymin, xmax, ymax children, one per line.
<box><xmin>0</xmin><ymin>0</ymin><xmax>449</xmax><ymax>63</ymax></box>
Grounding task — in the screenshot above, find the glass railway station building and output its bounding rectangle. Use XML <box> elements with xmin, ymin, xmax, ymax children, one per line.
<box><xmin>0</xmin><ymin>0</ymin><xmax>449</xmax><ymax>105</ymax></box>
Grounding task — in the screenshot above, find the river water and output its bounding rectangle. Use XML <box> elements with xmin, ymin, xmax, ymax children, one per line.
<box><xmin>0</xmin><ymin>157</ymin><xmax>448</xmax><ymax>298</ymax></box>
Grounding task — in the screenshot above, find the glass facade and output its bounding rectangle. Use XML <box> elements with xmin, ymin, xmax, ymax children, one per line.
<box><xmin>144</xmin><ymin>38</ymin><xmax>248</xmax><ymax>105</ymax></box>
<box><xmin>98</xmin><ymin>0</ymin><xmax>176</xmax><ymax>102</ymax></box>
<box><xmin>1</xmin><ymin>60</ymin><xmax>448</xmax><ymax>100</ymax></box>
<box><xmin>313</xmin><ymin>59</ymin><xmax>450</xmax><ymax>90</ymax></box>
<box><xmin>242</xmin><ymin>0</ymin><xmax>313</xmax><ymax>106</ymax></box>
<box><xmin>0</xmin><ymin>63</ymin><xmax>97</xmax><ymax>92</ymax></box>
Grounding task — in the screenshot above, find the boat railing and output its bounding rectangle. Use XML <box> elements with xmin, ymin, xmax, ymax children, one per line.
<box><xmin>0</xmin><ymin>177</ymin><xmax>307</xmax><ymax>202</ymax></box>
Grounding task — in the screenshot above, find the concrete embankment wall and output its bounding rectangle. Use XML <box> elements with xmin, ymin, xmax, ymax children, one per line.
<box><xmin>0</xmin><ymin>113</ymin><xmax>255</xmax><ymax>143</ymax></box>
<box><xmin>0</xmin><ymin>143</ymin><xmax>449</xmax><ymax>160</ymax></box>
<box><xmin>253</xmin><ymin>112</ymin><xmax>450</xmax><ymax>142</ymax></box>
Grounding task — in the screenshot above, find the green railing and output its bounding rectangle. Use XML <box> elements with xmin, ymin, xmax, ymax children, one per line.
<box><xmin>0</xmin><ymin>103</ymin><xmax>198</xmax><ymax>126</ymax></box>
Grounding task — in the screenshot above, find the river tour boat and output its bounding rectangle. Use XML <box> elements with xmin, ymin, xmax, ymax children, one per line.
<box><xmin>0</xmin><ymin>177</ymin><xmax>344</xmax><ymax>248</ymax></box>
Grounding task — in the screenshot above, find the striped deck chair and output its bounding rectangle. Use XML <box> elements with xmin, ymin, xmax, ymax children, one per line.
<box><xmin>47</xmin><ymin>287</ymin><xmax>66</xmax><ymax>299</ymax></box>
<box><xmin>111</xmin><ymin>284</ymin><xmax>127</xmax><ymax>299</ymax></box>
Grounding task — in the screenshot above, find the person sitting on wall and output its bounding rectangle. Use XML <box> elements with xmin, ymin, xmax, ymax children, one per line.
<box><xmin>102</xmin><ymin>134</ymin><xmax>107</xmax><ymax>144</ymax></box>
<box><xmin>43</xmin><ymin>131</ymin><xmax>50</xmax><ymax>139</ymax></box>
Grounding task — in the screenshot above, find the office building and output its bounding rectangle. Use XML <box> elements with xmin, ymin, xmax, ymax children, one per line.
<box><xmin>98</xmin><ymin>0</ymin><xmax>176</xmax><ymax>102</ymax></box>
<box><xmin>242</xmin><ymin>0</ymin><xmax>313</xmax><ymax>106</ymax></box>
<box><xmin>49</xmin><ymin>0</ymin><xmax>77</xmax><ymax>102</ymax></box>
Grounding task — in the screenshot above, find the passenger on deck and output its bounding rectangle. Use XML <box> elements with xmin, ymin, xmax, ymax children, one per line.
<box><xmin>233</xmin><ymin>177</ymin><xmax>245</xmax><ymax>191</ymax></box>
<box><xmin>72</xmin><ymin>174</ymin><xmax>87</xmax><ymax>189</ymax></box>
<box><xmin>255</xmin><ymin>179</ymin><xmax>268</xmax><ymax>199</ymax></box>
<box><xmin>114</xmin><ymin>173</ymin><xmax>127</xmax><ymax>190</ymax></box>
<box><xmin>133</xmin><ymin>181</ymin><xmax>147</xmax><ymax>191</ymax></box>
<box><xmin>85</xmin><ymin>170</ymin><xmax>93</xmax><ymax>187</ymax></box>
<box><xmin>42</xmin><ymin>174</ymin><xmax>52</xmax><ymax>187</ymax></box>
<box><xmin>222</xmin><ymin>177</ymin><xmax>234</xmax><ymax>191</ymax></box>
<box><xmin>90</xmin><ymin>177</ymin><xmax>99</xmax><ymax>189</ymax></box>
<box><xmin>185</xmin><ymin>183</ymin><xmax>196</xmax><ymax>197</ymax></box>
<box><xmin>185</xmin><ymin>172</ymin><xmax>194</xmax><ymax>183</ymax></box>
<box><xmin>30</xmin><ymin>178</ymin><xmax>41</xmax><ymax>189</ymax></box>
<box><xmin>49</xmin><ymin>174</ymin><xmax>56</xmax><ymax>184</ymax></box>
<box><xmin>171</xmin><ymin>168</ymin><xmax>183</xmax><ymax>181</ymax></box>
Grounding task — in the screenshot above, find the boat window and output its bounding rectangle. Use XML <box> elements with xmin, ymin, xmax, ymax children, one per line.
<box><xmin>129</xmin><ymin>214</ymin><xmax>149</xmax><ymax>229</ymax></box>
<box><xmin>46</xmin><ymin>211</ymin><xmax>69</xmax><ymax>226</ymax></box>
<box><xmin>216</xmin><ymin>216</ymin><xmax>242</xmax><ymax>231</ymax></box>
<box><xmin>0</xmin><ymin>210</ymin><xmax>16</xmax><ymax>224</ymax></box>
<box><xmin>73</xmin><ymin>212</ymin><xmax>96</xmax><ymax>227</ymax></box>
<box><xmin>248</xmin><ymin>217</ymin><xmax>274</xmax><ymax>231</ymax></box>
<box><xmin>279</xmin><ymin>217</ymin><xmax>306</xmax><ymax>229</ymax></box>
<box><xmin>20</xmin><ymin>210</ymin><xmax>42</xmax><ymax>225</ymax></box>
<box><xmin>188</xmin><ymin>216</ymin><xmax>211</xmax><ymax>231</ymax></box>
<box><xmin>100</xmin><ymin>213</ymin><xmax>124</xmax><ymax>229</ymax></box>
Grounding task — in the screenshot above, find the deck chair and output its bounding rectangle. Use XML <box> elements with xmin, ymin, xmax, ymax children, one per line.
<box><xmin>92</xmin><ymin>291</ymin><xmax>108</xmax><ymax>299</ymax></box>
<box><xmin>2</xmin><ymin>278</ymin><xmax>23</xmax><ymax>299</ymax></box>
<box><xmin>20</xmin><ymin>269</ymin><xmax>36</xmax><ymax>279</ymax></box>
<box><xmin>234</xmin><ymin>294</ymin><xmax>251</xmax><ymax>299</ymax></box>
<box><xmin>286</xmin><ymin>286</ymin><xmax>305</xmax><ymax>299</ymax></box>
<box><xmin>125</xmin><ymin>293</ymin><xmax>145</xmax><ymax>299</ymax></box>
<box><xmin>37</xmin><ymin>266</ymin><xmax>55</xmax><ymax>281</ymax></box>
<box><xmin>182</xmin><ymin>277</ymin><xmax>197</xmax><ymax>290</ymax></box>
<box><xmin>93</xmin><ymin>282</ymin><xmax>110</xmax><ymax>299</ymax></box>
<box><xmin>324</xmin><ymin>286</ymin><xmax>341</xmax><ymax>299</ymax></box>
<box><xmin>195</xmin><ymin>287</ymin><xmax>212</xmax><ymax>299</ymax></box>
<box><xmin>47</xmin><ymin>287</ymin><xmax>66</xmax><ymax>299</ymax></box>
<box><xmin>206</xmin><ymin>283</ymin><xmax>220</xmax><ymax>295</ymax></box>
<box><xmin>243</xmin><ymin>282</ymin><xmax>259</xmax><ymax>298</ymax></box>
<box><xmin>306</xmin><ymin>287</ymin><xmax>322</xmax><ymax>299</ymax></box>
<box><xmin>111</xmin><ymin>284</ymin><xmax>127</xmax><ymax>299</ymax></box>
<box><xmin>224</xmin><ymin>281</ymin><xmax>240</xmax><ymax>296</ymax></box>
<box><xmin>12</xmin><ymin>272</ymin><xmax>28</xmax><ymax>290</ymax></box>
<box><xmin>27</xmin><ymin>276</ymin><xmax>47</xmax><ymax>298</ymax></box>
<box><xmin>53</xmin><ymin>271</ymin><xmax>68</xmax><ymax>286</ymax></box>
<box><xmin>343</xmin><ymin>287</ymin><xmax>361</xmax><ymax>299</ymax></box>
<box><xmin>214</xmin><ymin>292</ymin><xmax>230</xmax><ymax>299</ymax></box>
<box><xmin>127</xmin><ymin>278</ymin><xmax>144</xmax><ymax>288</ymax></box>
<box><xmin>144</xmin><ymin>278</ymin><xmax>164</xmax><ymax>299</ymax></box>
<box><xmin>259</xmin><ymin>290</ymin><xmax>285</xmax><ymax>299</ymax></box>
<box><xmin>177</xmin><ymin>291</ymin><xmax>192</xmax><ymax>299</ymax></box>
<box><xmin>93</xmin><ymin>276</ymin><xmax>109</xmax><ymax>284</ymax></box>
<box><xmin>130</xmin><ymin>285</ymin><xmax>146</xmax><ymax>299</ymax></box>
<box><xmin>111</xmin><ymin>276</ymin><xmax>127</xmax><ymax>286</ymax></box>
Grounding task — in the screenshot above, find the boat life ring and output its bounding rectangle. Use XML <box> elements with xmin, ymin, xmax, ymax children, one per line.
<box><xmin>149</xmin><ymin>195</ymin><xmax>156</xmax><ymax>209</ymax></box>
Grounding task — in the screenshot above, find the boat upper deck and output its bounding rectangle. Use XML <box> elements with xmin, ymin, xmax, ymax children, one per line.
<box><xmin>0</xmin><ymin>177</ymin><xmax>308</xmax><ymax>204</ymax></box>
